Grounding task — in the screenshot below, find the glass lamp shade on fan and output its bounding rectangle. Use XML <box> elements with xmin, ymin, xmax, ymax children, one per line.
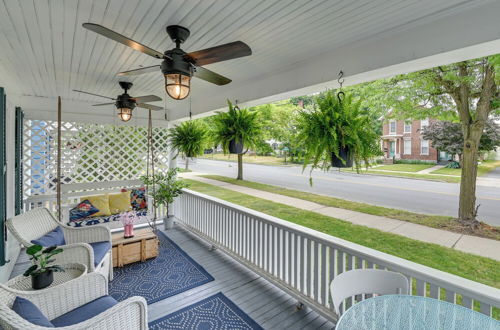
<box><xmin>165</xmin><ymin>73</ymin><xmax>190</xmax><ymax>100</ymax></box>
<box><xmin>118</xmin><ymin>107</ymin><xmax>133</xmax><ymax>122</ymax></box>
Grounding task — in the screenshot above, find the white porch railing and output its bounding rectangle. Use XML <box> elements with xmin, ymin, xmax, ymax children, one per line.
<box><xmin>174</xmin><ymin>189</ymin><xmax>500</xmax><ymax>322</ymax></box>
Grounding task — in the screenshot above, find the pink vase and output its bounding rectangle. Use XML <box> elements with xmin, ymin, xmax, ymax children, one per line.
<box><xmin>124</xmin><ymin>224</ymin><xmax>134</xmax><ymax>238</ymax></box>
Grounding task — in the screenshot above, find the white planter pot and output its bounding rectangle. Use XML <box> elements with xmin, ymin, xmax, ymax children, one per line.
<box><xmin>164</xmin><ymin>215</ymin><xmax>175</xmax><ymax>230</ymax></box>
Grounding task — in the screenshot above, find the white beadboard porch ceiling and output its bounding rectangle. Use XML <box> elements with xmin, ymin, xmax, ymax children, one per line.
<box><xmin>0</xmin><ymin>0</ymin><xmax>500</xmax><ymax>123</ymax></box>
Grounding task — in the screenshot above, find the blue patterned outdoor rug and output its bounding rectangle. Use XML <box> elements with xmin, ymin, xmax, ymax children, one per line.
<box><xmin>149</xmin><ymin>292</ymin><xmax>263</xmax><ymax>330</ymax></box>
<box><xmin>109</xmin><ymin>231</ymin><xmax>214</xmax><ymax>304</ymax></box>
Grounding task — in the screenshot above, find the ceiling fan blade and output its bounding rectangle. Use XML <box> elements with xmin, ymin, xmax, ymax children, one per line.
<box><xmin>83</xmin><ymin>23</ymin><xmax>168</xmax><ymax>60</ymax></box>
<box><xmin>92</xmin><ymin>102</ymin><xmax>115</xmax><ymax>106</ymax></box>
<box><xmin>185</xmin><ymin>41</ymin><xmax>251</xmax><ymax>66</ymax></box>
<box><xmin>117</xmin><ymin>65</ymin><xmax>160</xmax><ymax>76</ymax></box>
<box><xmin>137</xmin><ymin>103</ymin><xmax>163</xmax><ymax>111</ymax></box>
<box><xmin>193</xmin><ymin>66</ymin><xmax>232</xmax><ymax>85</ymax></box>
<box><xmin>73</xmin><ymin>89</ymin><xmax>115</xmax><ymax>100</ymax></box>
<box><xmin>132</xmin><ymin>95</ymin><xmax>162</xmax><ymax>103</ymax></box>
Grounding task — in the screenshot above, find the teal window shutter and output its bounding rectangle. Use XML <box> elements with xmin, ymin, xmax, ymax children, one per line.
<box><xmin>15</xmin><ymin>107</ymin><xmax>23</xmax><ymax>215</ymax></box>
<box><xmin>0</xmin><ymin>88</ymin><xmax>6</xmax><ymax>266</ymax></box>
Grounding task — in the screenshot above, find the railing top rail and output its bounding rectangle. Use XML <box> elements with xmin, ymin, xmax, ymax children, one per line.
<box><xmin>181</xmin><ymin>188</ymin><xmax>500</xmax><ymax>306</ymax></box>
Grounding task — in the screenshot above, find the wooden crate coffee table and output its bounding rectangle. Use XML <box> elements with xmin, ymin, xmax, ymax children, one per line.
<box><xmin>112</xmin><ymin>228</ymin><xmax>159</xmax><ymax>267</ymax></box>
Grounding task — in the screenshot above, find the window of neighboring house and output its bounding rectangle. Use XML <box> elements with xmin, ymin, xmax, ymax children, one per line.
<box><xmin>404</xmin><ymin>139</ymin><xmax>411</xmax><ymax>155</ymax></box>
<box><xmin>389</xmin><ymin>120</ymin><xmax>396</xmax><ymax>134</ymax></box>
<box><xmin>421</xmin><ymin>139</ymin><xmax>429</xmax><ymax>155</ymax></box>
<box><xmin>404</xmin><ymin>120</ymin><xmax>412</xmax><ymax>133</ymax></box>
<box><xmin>421</xmin><ymin>118</ymin><xmax>429</xmax><ymax>129</ymax></box>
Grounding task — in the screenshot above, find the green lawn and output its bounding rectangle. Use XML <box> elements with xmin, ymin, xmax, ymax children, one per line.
<box><xmin>200</xmin><ymin>175</ymin><xmax>500</xmax><ymax>241</ymax></box>
<box><xmin>431</xmin><ymin>160</ymin><xmax>500</xmax><ymax>176</ymax></box>
<box><xmin>184</xmin><ymin>179</ymin><xmax>500</xmax><ymax>290</ymax></box>
<box><xmin>341</xmin><ymin>168</ymin><xmax>461</xmax><ymax>183</ymax></box>
<box><xmin>373</xmin><ymin>164</ymin><xmax>435</xmax><ymax>172</ymax></box>
<box><xmin>198</xmin><ymin>154</ymin><xmax>289</xmax><ymax>166</ymax></box>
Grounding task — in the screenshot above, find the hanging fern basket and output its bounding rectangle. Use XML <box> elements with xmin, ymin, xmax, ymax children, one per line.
<box><xmin>331</xmin><ymin>146</ymin><xmax>353</xmax><ymax>168</ymax></box>
<box><xmin>228</xmin><ymin>139</ymin><xmax>244</xmax><ymax>154</ymax></box>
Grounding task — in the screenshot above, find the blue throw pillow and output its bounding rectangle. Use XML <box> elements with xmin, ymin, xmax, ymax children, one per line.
<box><xmin>31</xmin><ymin>226</ymin><xmax>66</xmax><ymax>247</ymax></box>
<box><xmin>69</xmin><ymin>199</ymin><xmax>100</xmax><ymax>221</ymax></box>
<box><xmin>12</xmin><ymin>296</ymin><xmax>54</xmax><ymax>327</ymax></box>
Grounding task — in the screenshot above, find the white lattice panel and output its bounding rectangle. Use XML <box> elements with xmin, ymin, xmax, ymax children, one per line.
<box><xmin>23</xmin><ymin>120</ymin><xmax>169</xmax><ymax>196</ymax></box>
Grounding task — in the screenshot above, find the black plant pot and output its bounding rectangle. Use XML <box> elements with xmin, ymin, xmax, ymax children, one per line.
<box><xmin>31</xmin><ymin>271</ymin><xmax>53</xmax><ymax>290</ymax></box>
<box><xmin>228</xmin><ymin>139</ymin><xmax>244</xmax><ymax>154</ymax></box>
<box><xmin>331</xmin><ymin>146</ymin><xmax>353</xmax><ymax>168</ymax></box>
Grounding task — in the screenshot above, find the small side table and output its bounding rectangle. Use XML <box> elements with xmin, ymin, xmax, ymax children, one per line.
<box><xmin>6</xmin><ymin>263</ymin><xmax>87</xmax><ymax>291</ymax></box>
<box><xmin>112</xmin><ymin>228</ymin><xmax>159</xmax><ymax>267</ymax></box>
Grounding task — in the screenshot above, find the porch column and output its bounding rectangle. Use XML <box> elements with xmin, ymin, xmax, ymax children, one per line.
<box><xmin>167</xmin><ymin>121</ymin><xmax>177</xmax><ymax>171</ymax></box>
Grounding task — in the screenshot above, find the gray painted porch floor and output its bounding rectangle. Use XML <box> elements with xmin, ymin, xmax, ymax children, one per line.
<box><xmin>11</xmin><ymin>226</ymin><xmax>335</xmax><ymax>329</ymax></box>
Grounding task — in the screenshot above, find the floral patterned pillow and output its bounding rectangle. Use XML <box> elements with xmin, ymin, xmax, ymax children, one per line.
<box><xmin>69</xmin><ymin>199</ymin><xmax>100</xmax><ymax>221</ymax></box>
<box><xmin>122</xmin><ymin>187</ymin><xmax>147</xmax><ymax>210</ymax></box>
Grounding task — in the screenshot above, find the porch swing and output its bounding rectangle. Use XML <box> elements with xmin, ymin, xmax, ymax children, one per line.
<box><xmin>56</xmin><ymin>104</ymin><xmax>159</xmax><ymax>230</ymax></box>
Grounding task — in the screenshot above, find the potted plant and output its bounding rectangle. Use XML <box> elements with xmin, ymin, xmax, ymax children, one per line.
<box><xmin>296</xmin><ymin>90</ymin><xmax>381</xmax><ymax>174</ymax></box>
<box><xmin>168</xmin><ymin>120</ymin><xmax>209</xmax><ymax>171</ymax></box>
<box><xmin>211</xmin><ymin>100</ymin><xmax>262</xmax><ymax>180</ymax></box>
<box><xmin>141</xmin><ymin>168</ymin><xmax>189</xmax><ymax>230</ymax></box>
<box><xmin>23</xmin><ymin>245</ymin><xmax>64</xmax><ymax>289</ymax></box>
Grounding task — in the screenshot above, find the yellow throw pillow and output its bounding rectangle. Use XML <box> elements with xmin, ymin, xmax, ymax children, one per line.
<box><xmin>108</xmin><ymin>192</ymin><xmax>132</xmax><ymax>214</ymax></box>
<box><xmin>81</xmin><ymin>194</ymin><xmax>111</xmax><ymax>217</ymax></box>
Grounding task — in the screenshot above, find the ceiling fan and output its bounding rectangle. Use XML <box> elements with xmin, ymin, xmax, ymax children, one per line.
<box><xmin>73</xmin><ymin>81</ymin><xmax>162</xmax><ymax>122</ymax></box>
<box><xmin>83</xmin><ymin>23</ymin><xmax>252</xmax><ymax>100</ymax></box>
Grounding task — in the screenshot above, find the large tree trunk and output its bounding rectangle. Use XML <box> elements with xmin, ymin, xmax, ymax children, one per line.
<box><xmin>458</xmin><ymin>123</ymin><xmax>483</xmax><ymax>228</ymax></box>
<box><xmin>237</xmin><ymin>153</ymin><xmax>243</xmax><ymax>180</ymax></box>
<box><xmin>185</xmin><ymin>158</ymin><xmax>189</xmax><ymax>171</ymax></box>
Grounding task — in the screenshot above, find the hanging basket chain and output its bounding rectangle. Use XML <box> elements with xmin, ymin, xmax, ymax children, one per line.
<box><xmin>337</xmin><ymin>70</ymin><xmax>345</xmax><ymax>103</ymax></box>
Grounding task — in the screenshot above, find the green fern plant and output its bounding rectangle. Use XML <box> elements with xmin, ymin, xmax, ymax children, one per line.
<box><xmin>296</xmin><ymin>90</ymin><xmax>381</xmax><ymax>175</ymax></box>
<box><xmin>211</xmin><ymin>100</ymin><xmax>262</xmax><ymax>179</ymax></box>
<box><xmin>168</xmin><ymin>120</ymin><xmax>208</xmax><ymax>170</ymax></box>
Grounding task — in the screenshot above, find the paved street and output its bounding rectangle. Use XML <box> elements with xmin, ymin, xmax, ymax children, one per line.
<box><xmin>187</xmin><ymin>159</ymin><xmax>500</xmax><ymax>226</ymax></box>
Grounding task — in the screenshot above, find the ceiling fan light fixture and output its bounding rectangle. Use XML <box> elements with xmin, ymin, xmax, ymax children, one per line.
<box><xmin>165</xmin><ymin>73</ymin><xmax>190</xmax><ymax>100</ymax></box>
<box><xmin>118</xmin><ymin>107</ymin><xmax>133</xmax><ymax>122</ymax></box>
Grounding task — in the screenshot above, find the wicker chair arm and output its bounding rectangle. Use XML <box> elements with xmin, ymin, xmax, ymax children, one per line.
<box><xmin>63</xmin><ymin>225</ymin><xmax>111</xmax><ymax>244</ymax></box>
<box><xmin>0</xmin><ymin>273</ymin><xmax>108</xmax><ymax>321</ymax></box>
<box><xmin>53</xmin><ymin>243</ymin><xmax>95</xmax><ymax>273</ymax></box>
<box><xmin>0</xmin><ymin>275</ymin><xmax>147</xmax><ymax>330</ymax></box>
<box><xmin>57</xmin><ymin>296</ymin><xmax>148</xmax><ymax>330</ymax></box>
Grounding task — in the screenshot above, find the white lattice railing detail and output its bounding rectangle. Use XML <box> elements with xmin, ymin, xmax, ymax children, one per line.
<box><xmin>23</xmin><ymin>119</ymin><xmax>169</xmax><ymax>197</ymax></box>
<box><xmin>174</xmin><ymin>189</ymin><xmax>500</xmax><ymax>322</ymax></box>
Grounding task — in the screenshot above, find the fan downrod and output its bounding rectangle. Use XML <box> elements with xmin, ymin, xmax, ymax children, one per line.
<box><xmin>119</xmin><ymin>81</ymin><xmax>133</xmax><ymax>92</ymax></box>
<box><xmin>166</xmin><ymin>25</ymin><xmax>190</xmax><ymax>47</ymax></box>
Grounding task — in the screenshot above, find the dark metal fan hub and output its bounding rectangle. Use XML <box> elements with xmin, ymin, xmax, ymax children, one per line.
<box><xmin>161</xmin><ymin>49</ymin><xmax>192</xmax><ymax>76</ymax></box>
<box><xmin>115</xmin><ymin>93</ymin><xmax>136</xmax><ymax>110</ymax></box>
<box><xmin>166</xmin><ymin>25</ymin><xmax>190</xmax><ymax>45</ymax></box>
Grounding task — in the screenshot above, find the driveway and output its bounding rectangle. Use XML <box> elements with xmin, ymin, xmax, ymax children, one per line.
<box><xmin>187</xmin><ymin>159</ymin><xmax>500</xmax><ymax>226</ymax></box>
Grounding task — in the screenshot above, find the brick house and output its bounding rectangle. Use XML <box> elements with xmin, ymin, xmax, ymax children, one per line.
<box><xmin>381</xmin><ymin>118</ymin><xmax>442</xmax><ymax>162</ymax></box>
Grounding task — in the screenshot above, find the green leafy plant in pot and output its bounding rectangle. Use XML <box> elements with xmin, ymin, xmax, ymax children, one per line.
<box><xmin>211</xmin><ymin>100</ymin><xmax>262</xmax><ymax>180</ymax></box>
<box><xmin>296</xmin><ymin>90</ymin><xmax>381</xmax><ymax>178</ymax></box>
<box><xmin>141</xmin><ymin>168</ymin><xmax>189</xmax><ymax>230</ymax></box>
<box><xmin>23</xmin><ymin>245</ymin><xmax>64</xmax><ymax>290</ymax></box>
<box><xmin>168</xmin><ymin>120</ymin><xmax>209</xmax><ymax>171</ymax></box>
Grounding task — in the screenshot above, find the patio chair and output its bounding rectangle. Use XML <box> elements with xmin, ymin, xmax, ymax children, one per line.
<box><xmin>6</xmin><ymin>207</ymin><xmax>113</xmax><ymax>281</ymax></box>
<box><xmin>0</xmin><ymin>272</ymin><xmax>147</xmax><ymax>329</ymax></box>
<box><xmin>330</xmin><ymin>269</ymin><xmax>409</xmax><ymax>315</ymax></box>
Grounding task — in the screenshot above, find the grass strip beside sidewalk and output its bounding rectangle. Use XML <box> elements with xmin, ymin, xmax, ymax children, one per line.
<box><xmin>184</xmin><ymin>179</ymin><xmax>500</xmax><ymax>290</ymax></box>
<box><xmin>199</xmin><ymin>175</ymin><xmax>500</xmax><ymax>241</ymax></box>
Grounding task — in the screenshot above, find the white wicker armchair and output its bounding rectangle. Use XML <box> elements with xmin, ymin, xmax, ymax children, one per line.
<box><xmin>6</xmin><ymin>207</ymin><xmax>113</xmax><ymax>281</ymax></box>
<box><xmin>0</xmin><ymin>273</ymin><xmax>148</xmax><ymax>330</ymax></box>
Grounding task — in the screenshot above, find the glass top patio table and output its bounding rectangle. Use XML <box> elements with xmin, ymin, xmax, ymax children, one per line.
<box><xmin>336</xmin><ymin>295</ymin><xmax>500</xmax><ymax>330</ymax></box>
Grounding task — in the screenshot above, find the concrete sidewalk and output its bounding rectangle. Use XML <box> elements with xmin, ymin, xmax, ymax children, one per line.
<box><xmin>183</xmin><ymin>173</ymin><xmax>500</xmax><ymax>261</ymax></box>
